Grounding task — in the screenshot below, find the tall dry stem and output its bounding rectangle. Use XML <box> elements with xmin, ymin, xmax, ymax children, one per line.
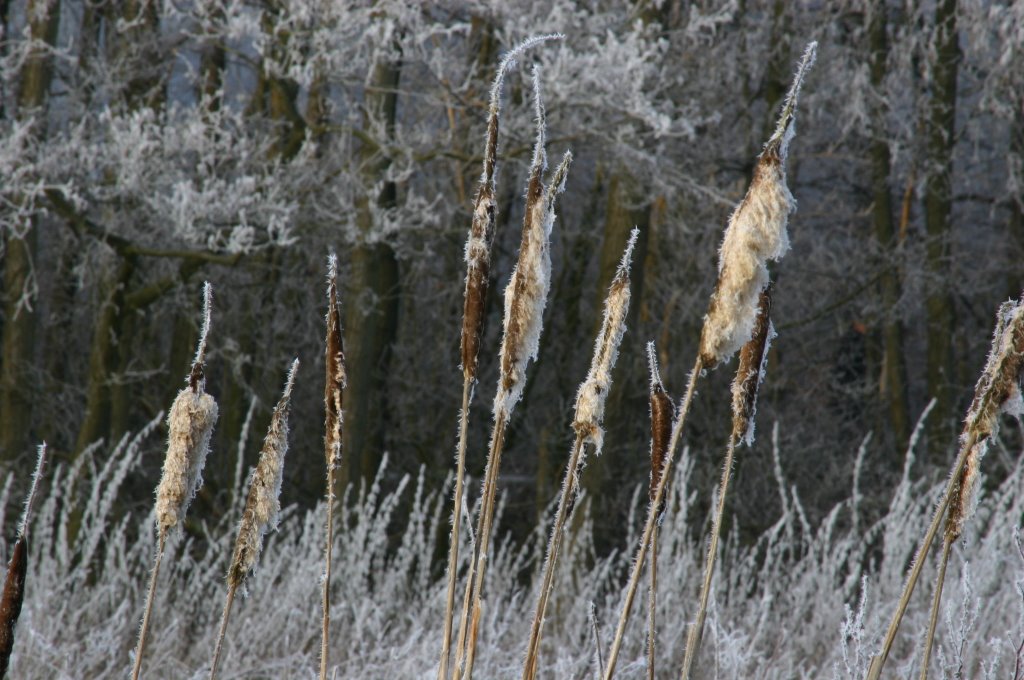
<box><xmin>322</xmin><ymin>255</ymin><xmax>346</xmax><ymax>680</ymax></box>
<box><xmin>0</xmin><ymin>443</ymin><xmax>47</xmax><ymax>679</ymax></box>
<box><xmin>521</xmin><ymin>231</ymin><xmax>636</xmax><ymax>680</ymax></box>
<box><xmin>210</xmin><ymin>360</ymin><xmax>297</xmax><ymax>680</ymax></box>
<box><xmin>133</xmin><ymin>282</ymin><xmax>218</xmax><ymax>680</ymax></box>
<box><xmin>646</xmin><ymin>346</ymin><xmax>672</xmax><ymax>680</ymax></box>
<box><xmin>869</xmin><ymin>295</ymin><xmax>1024</xmax><ymax>680</ymax></box>
<box><xmin>681</xmin><ymin>287</ymin><xmax>773</xmax><ymax>680</ymax></box>
<box><xmin>439</xmin><ymin>34</ymin><xmax>561</xmax><ymax>680</ymax></box>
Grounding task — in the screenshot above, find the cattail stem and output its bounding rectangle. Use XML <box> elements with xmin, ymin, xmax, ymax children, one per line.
<box><xmin>918</xmin><ymin>536</ymin><xmax>953</xmax><ymax>680</ymax></box>
<box><xmin>456</xmin><ymin>413</ymin><xmax>509</xmax><ymax>680</ymax></box>
<box><xmin>603</xmin><ymin>355</ymin><xmax>704</xmax><ymax>680</ymax></box>
<box><xmin>680</xmin><ymin>433</ymin><xmax>739</xmax><ymax>680</ymax></box>
<box><xmin>521</xmin><ymin>435</ymin><xmax>587</xmax><ymax>680</ymax></box>
<box><xmin>865</xmin><ymin>429</ymin><xmax>978</xmax><ymax>680</ymax></box>
<box><xmin>321</xmin><ymin>472</ymin><xmax>335</xmax><ymax>680</ymax></box>
<box><xmin>646</xmin><ymin>526</ymin><xmax>658</xmax><ymax>680</ymax></box>
<box><xmin>439</xmin><ymin>379</ymin><xmax>473</xmax><ymax>680</ymax></box>
<box><xmin>209</xmin><ymin>582</ymin><xmax>237</xmax><ymax>680</ymax></box>
<box><xmin>131</xmin><ymin>531</ymin><xmax>167</xmax><ymax>680</ymax></box>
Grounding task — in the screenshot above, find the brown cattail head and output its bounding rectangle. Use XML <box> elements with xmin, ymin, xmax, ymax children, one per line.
<box><xmin>730</xmin><ymin>286</ymin><xmax>776</xmax><ymax>446</ymax></box>
<box><xmin>698</xmin><ymin>42</ymin><xmax>815</xmax><ymax>368</ymax></box>
<box><xmin>647</xmin><ymin>343</ymin><xmax>673</xmax><ymax>509</ymax></box>
<box><xmin>228</xmin><ymin>360</ymin><xmax>298</xmax><ymax>590</ymax></box>
<box><xmin>946</xmin><ymin>295</ymin><xmax>1024</xmax><ymax>541</ymax></box>
<box><xmin>325</xmin><ymin>254</ymin><xmax>346</xmax><ymax>470</ymax></box>
<box><xmin>494</xmin><ymin>68</ymin><xmax>571</xmax><ymax>418</ymax></box>
<box><xmin>572</xmin><ymin>229</ymin><xmax>638</xmax><ymax>454</ymax></box>
<box><xmin>156</xmin><ymin>287</ymin><xmax>219</xmax><ymax>536</ymax></box>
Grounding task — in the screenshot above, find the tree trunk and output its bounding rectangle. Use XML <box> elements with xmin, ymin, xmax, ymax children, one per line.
<box><xmin>342</xmin><ymin>50</ymin><xmax>402</xmax><ymax>489</ymax></box>
<box><xmin>868</xmin><ymin>1</ymin><xmax>911</xmax><ymax>455</ymax></box>
<box><xmin>924</xmin><ymin>0</ymin><xmax>959</xmax><ymax>460</ymax></box>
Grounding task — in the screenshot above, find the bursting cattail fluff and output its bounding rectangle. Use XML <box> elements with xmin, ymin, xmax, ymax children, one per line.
<box><xmin>647</xmin><ymin>344</ymin><xmax>672</xmax><ymax>512</ymax></box>
<box><xmin>699</xmin><ymin>42</ymin><xmax>816</xmax><ymax>367</ymax></box>
<box><xmin>325</xmin><ymin>255</ymin><xmax>346</xmax><ymax>469</ymax></box>
<box><xmin>494</xmin><ymin>68</ymin><xmax>570</xmax><ymax>417</ymax></box>
<box><xmin>573</xmin><ymin>229</ymin><xmax>638</xmax><ymax>454</ymax></box>
<box><xmin>462</xmin><ymin>34</ymin><xmax>563</xmax><ymax>381</ymax></box>
<box><xmin>730</xmin><ymin>286</ymin><xmax>776</xmax><ymax>446</ymax></box>
<box><xmin>228</xmin><ymin>360</ymin><xmax>298</xmax><ymax>590</ymax></box>
<box><xmin>946</xmin><ymin>296</ymin><xmax>1024</xmax><ymax>540</ymax></box>
<box><xmin>156</xmin><ymin>283</ymin><xmax>218</xmax><ymax>536</ymax></box>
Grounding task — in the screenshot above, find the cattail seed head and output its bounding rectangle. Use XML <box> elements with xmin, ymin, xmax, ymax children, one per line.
<box><xmin>647</xmin><ymin>343</ymin><xmax>673</xmax><ymax>509</ymax></box>
<box><xmin>946</xmin><ymin>295</ymin><xmax>1024</xmax><ymax>541</ymax></box>
<box><xmin>228</xmin><ymin>360</ymin><xmax>297</xmax><ymax>590</ymax></box>
<box><xmin>730</xmin><ymin>286</ymin><xmax>776</xmax><ymax>446</ymax></box>
<box><xmin>325</xmin><ymin>255</ymin><xmax>346</xmax><ymax>469</ymax></box>
<box><xmin>573</xmin><ymin>229</ymin><xmax>637</xmax><ymax>454</ymax></box>
<box><xmin>698</xmin><ymin>43</ymin><xmax>815</xmax><ymax>368</ymax></box>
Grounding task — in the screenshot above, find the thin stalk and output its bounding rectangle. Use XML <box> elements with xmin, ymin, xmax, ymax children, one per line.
<box><xmin>456</xmin><ymin>413</ymin><xmax>509</xmax><ymax>680</ymax></box>
<box><xmin>918</xmin><ymin>536</ymin><xmax>953</xmax><ymax>680</ymax></box>
<box><xmin>209</xmin><ymin>583</ymin><xmax>237</xmax><ymax>680</ymax></box>
<box><xmin>321</xmin><ymin>471</ymin><xmax>335</xmax><ymax>680</ymax></box>
<box><xmin>646</xmin><ymin>526</ymin><xmax>659</xmax><ymax>680</ymax></box>
<box><xmin>681</xmin><ymin>433</ymin><xmax>739</xmax><ymax>679</ymax></box>
<box><xmin>522</xmin><ymin>435</ymin><xmax>587</xmax><ymax>680</ymax></box>
<box><xmin>603</xmin><ymin>356</ymin><xmax>704</xmax><ymax>680</ymax></box>
<box><xmin>865</xmin><ymin>430</ymin><xmax>978</xmax><ymax>680</ymax></box>
<box><xmin>439</xmin><ymin>379</ymin><xmax>473</xmax><ymax>680</ymax></box>
<box><xmin>452</xmin><ymin>536</ymin><xmax>476</xmax><ymax>679</ymax></box>
<box><xmin>131</xmin><ymin>531</ymin><xmax>167</xmax><ymax>680</ymax></box>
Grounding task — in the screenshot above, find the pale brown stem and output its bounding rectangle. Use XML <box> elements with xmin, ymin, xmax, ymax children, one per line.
<box><xmin>918</xmin><ymin>536</ymin><xmax>953</xmax><ymax>680</ymax></box>
<box><xmin>209</xmin><ymin>582</ymin><xmax>237</xmax><ymax>680</ymax></box>
<box><xmin>439</xmin><ymin>378</ymin><xmax>473</xmax><ymax>680</ymax></box>
<box><xmin>865</xmin><ymin>430</ymin><xmax>978</xmax><ymax>680</ymax></box>
<box><xmin>603</xmin><ymin>356</ymin><xmax>704</xmax><ymax>680</ymax></box>
<box><xmin>131</xmin><ymin>531</ymin><xmax>167</xmax><ymax>680</ymax></box>
<box><xmin>646</xmin><ymin>526</ymin><xmax>659</xmax><ymax>680</ymax></box>
<box><xmin>680</xmin><ymin>433</ymin><xmax>739</xmax><ymax>679</ymax></box>
<box><xmin>321</xmin><ymin>465</ymin><xmax>336</xmax><ymax>680</ymax></box>
<box><xmin>455</xmin><ymin>413</ymin><xmax>509</xmax><ymax>680</ymax></box>
<box><xmin>522</xmin><ymin>435</ymin><xmax>587</xmax><ymax>680</ymax></box>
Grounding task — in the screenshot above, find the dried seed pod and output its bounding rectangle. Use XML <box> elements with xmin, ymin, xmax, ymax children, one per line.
<box><xmin>325</xmin><ymin>255</ymin><xmax>346</xmax><ymax>470</ymax></box>
<box><xmin>730</xmin><ymin>286</ymin><xmax>776</xmax><ymax>446</ymax></box>
<box><xmin>647</xmin><ymin>344</ymin><xmax>672</xmax><ymax>511</ymax></box>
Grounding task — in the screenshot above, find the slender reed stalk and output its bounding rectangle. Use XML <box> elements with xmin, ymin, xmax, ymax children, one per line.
<box><xmin>521</xmin><ymin>231</ymin><xmax>637</xmax><ymax>680</ymax></box>
<box><xmin>918</xmin><ymin>536</ymin><xmax>951</xmax><ymax>680</ymax></box>
<box><xmin>322</xmin><ymin>255</ymin><xmax>346</xmax><ymax>680</ymax></box>
<box><xmin>681</xmin><ymin>287</ymin><xmax>774</xmax><ymax>680</ymax></box>
<box><xmin>133</xmin><ymin>283</ymin><xmax>218</xmax><ymax>680</ymax></box>
<box><xmin>0</xmin><ymin>443</ymin><xmax>47</xmax><ymax>680</ymax></box>
<box><xmin>867</xmin><ymin>295</ymin><xmax>1024</xmax><ymax>680</ymax></box>
<box><xmin>210</xmin><ymin>360</ymin><xmax>297</xmax><ymax>680</ymax></box>
<box><xmin>646</xmin><ymin>347</ymin><xmax>672</xmax><ymax>680</ymax></box>
<box><xmin>439</xmin><ymin>34</ymin><xmax>561</xmax><ymax>680</ymax></box>
<box><xmin>604</xmin><ymin>42</ymin><xmax>815</xmax><ymax>680</ymax></box>
<box><xmin>454</xmin><ymin>67</ymin><xmax>572</xmax><ymax>680</ymax></box>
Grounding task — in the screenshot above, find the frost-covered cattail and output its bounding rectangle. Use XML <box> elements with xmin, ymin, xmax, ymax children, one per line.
<box><xmin>156</xmin><ymin>283</ymin><xmax>219</xmax><ymax>536</ymax></box>
<box><xmin>462</xmin><ymin>34</ymin><xmax>562</xmax><ymax>382</ymax></box>
<box><xmin>228</xmin><ymin>359</ymin><xmax>297</xmax><ymax>590</ymax></box>
<box><xmin>1</xmin><ymin>443</ymin><xmax>47</xmax><ymax>678</ymax></box>
<box><xmin>698</xmin><ymin>42</ymin><xmax>816</xmax><ymax>368</ymax></box>
<box><xmin>494</xmin><ymin>68</ymin><xmax>570</xmax><ymax>418</ymax></box>
<box><xmin>573</xmin><ymin>228</ymin><xmax>637</xmax><ymax>455</ymax></box>
<box><xmin>324</xmin><ymin>255</ymin><xmax>345</xmax><ymax>471</ymax></box>
<box><xmin>647</xmin><ymin>344</ymin><xmax>672</xmax><ymax>508</ymax></box>
<box><xmin>946</xmin><ymin>296</ymin><xmax>1024</xmax><ymax>541</ymax></box>
<box><xmin>729</xmin><ymin>286</ymin><xmax>775</xmax><ymax>446</ymax></box>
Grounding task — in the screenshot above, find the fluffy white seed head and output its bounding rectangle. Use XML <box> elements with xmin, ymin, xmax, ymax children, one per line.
<box><xmin>573</xmin><ymin>229</ymin><xmax>637</xmax><ymax>454</ymax></box>
<box><xmin>229</xmin><ymin>359</ymin><xmax>297</xmax><ymax>589</ymax></box>
<box><xmin>155</xmin><ymin>388</ymin><xmax>218</xmax><ymax>536</ymax></box>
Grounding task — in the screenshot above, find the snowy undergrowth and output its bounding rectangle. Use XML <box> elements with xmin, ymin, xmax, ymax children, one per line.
<box><xmin>3</xmin><ymin>423</ymin><xmax>1023</xmax><ymax>679</ymax></box>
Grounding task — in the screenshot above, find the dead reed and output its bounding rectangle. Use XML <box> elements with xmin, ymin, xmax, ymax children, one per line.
<box><xmin>646</xmin><ymin>344</ymin><xmax>672</xmax><ymax>680</ymax></box>
<box><xmin>439</xmin><ymin>34</ymin><xmax>562</xmax><ymax>680</ymax></box>
<box><xmin>132</xmin><ymin>282</ymin><xmax>219</xmax><ymax>680</ymax></box>
<box><xmin>602</xmin><ymin>41</ymin><xmax>815</xmax><ymax>680</ymax></box>
<box><xmin>321</xmin><ymin>255</ymin><xmax>346</xmax><ymax>680</ymax></box>
<box><xmin>521</xmin><ymin>230</ymin><xmax>637</xmax><ymax>680</ymax></box>
<box><xmin>454</xmin><ymin>65</ymin><xmax>572</xmax><ymax>680</ymax></box>
<box><xmin>0</xmin><ymin>443</ymin><xmax>47</xmax><ymax>680</ymax></box>
<box><xmin>209</xmin><ymin>360</ymin><xmax>297</xmax><ymax>680</ymax></box>
<box><xmin>869</xmin><ymin>294</ymin><xmax>1024</xmax><ymax>680</ymax></box>
<box><xmin>680</xmin><ymin>286</ymin><xmax>773</xmax><ymax>680</ymax></box>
